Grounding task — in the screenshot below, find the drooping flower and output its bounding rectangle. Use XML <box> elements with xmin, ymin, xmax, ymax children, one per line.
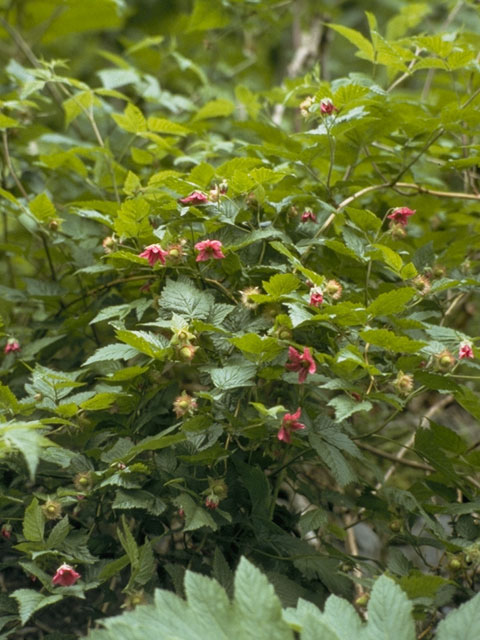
<box><xmin>52</xmin><ymin>564</ymin><xmax>81</xmax><ymax>587</ymax></box>
<box><xmin>179</xmin><ymin>191</ymin><xmax>209</xmax><ymax>206</ymax></box>
<box><xmin>205</xmin><ymin>495</ymin><xmax>219</xmax><ymax>510</ymax></box>
<box><xmin>277</xmin><ymin>408</ymin><xmax>306</xmax><ymax>443</ymax></box>
<box><xmin>285</xmin><ymin>346</ymin><xmax>316</xmax><ymax>383</ymax></box>
<box><xmin>173</xmin><ymin>392</ymin><xmax>198</xmax><ymax>418</ymax></box>
<box><xmin>387</xmin><ymin>207</ymin><xmax>415</xmax><ymax>226</ymax></box>
<box><xmin>4</xmin><ymin>339</ymin><xmax>20</xmax><ymax>354</ymax></box>
<box><xmin>325</xmin><ymin>279</ymin><xmax>343</xmax><ymax>300</ymax></box>
<box><xmin>320</xmin><ymin>98</ymin><xmax>338</xmax><ymax>115</ymax></box>
<box><xmin>309</xmin><ymin>288</ymin><xmax>324</xmax><ymax>307</ymax></box>
<box><xmin>194</xmin><ymin>239</ymin><xmax>225</xmax><ymax>262</ymax></box>
<box><xmin>1</xmin><ymin>524</ymin><xmax>12</xmax><ymax>540</ymax></box>
<box><xmin>239</xmin><ymin>286</ymin><xmax>261</xmax><ymax>309</ymax></box>
<box><xmin>459</xmin><ymin>342</ymin><xmax>474</xmax><ymax>360</ymax></box>
<box><xmin>139</xmin><ymin>244</ymin><xmax>168</xmax><ymax>267</ymax></box>
<box><xmin>301</xmin><ymin>210</ymin><xmax>317</xmax><ymax>223</ymax></box>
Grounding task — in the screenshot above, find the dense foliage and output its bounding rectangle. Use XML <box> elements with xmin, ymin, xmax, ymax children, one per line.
<box><xmin>1</xmin><ymin>1</ymin><xmax>480</xmax><ymax>638</ymax></box>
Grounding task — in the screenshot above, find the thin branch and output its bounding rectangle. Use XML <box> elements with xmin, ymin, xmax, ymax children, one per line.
<box><xmin>358</xmin><ymin>441</ymin><xmax>433</xmax><ymax>471</ymax></box>
<box><xmin>2</xmin><ymin>130</ymin><xmax>28</xmax><ymax>198</ymax></box>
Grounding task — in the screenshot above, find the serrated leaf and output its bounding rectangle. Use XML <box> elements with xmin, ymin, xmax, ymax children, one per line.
<box><xmin>147</xmin><ymin>117</ymin><xmax>190</xmax><ymax>135</ymax></box>
<box><xmin>263</xmin><ymin>274</ymin><xmax>300</xmax><ymax>298</ymax></box>
<box><xmin>209</xmin><ymin>364</ymin><xmax>257</xmax><ymax>390</ymax></box>
<box><xmin>83</xmin><ymin>344</ymin><xmax>139</xmax><ymax>366</ymax></box>
<box><xmin>159</xmin><ymin>278</ymin><xmax>213</xmax><ymax>320</ymax></box>
<box><xmin>367</xmin><ymin>288</ymin><xmax>417</xmax><ymax>317</ymax></box>
<box><xmin>234</xmin><ymin>557</ymin><xmax>292</xmax><ymax>639</ymax></box>
<box><xmin>29</xmin><ymin>193</ymin><xmax>56</xmax><ymax>223</ymax></box>
<box><xmin>46</xmin><ymin>515</ymin><xmax>71</xmax><ymax>549</ymax></box>
<box><xmin>23</xmin><ymin>497</ymin><xmax>45</xmax><ymax>543</ymax></box>
<box><xmin>230</xmin><ymin>334</ymin><xmax>283</xmax><ymax>363</ymax></box>
<box><xmin>366</xmin><ymin>575</ymin><xmax>415</xmax><ymax>640</ymax></box>
<box><xmin>112</xmin><ymin>102</ymin><xmax>146</xmax><ymax>133</ymax></box>
<box><xmin>192</xmin><ymin>99</ymin><xmax>235</xmax><ymax>121</ymax></box>
<box><xmin>115</xmin><ymin>330</ymin><xmax>168</xmax><ymax>359</ymax></box>
<box><xmin>11</xmin><ymin>590</ymin><xmax>62</xmax><ymax>625</ymax></box>
<box><xmin>174</xmin><ymin>493</ymin><xmax>217</xmax><ymax>532</ymax></box>
<box><xmin>359</xmin><ymin>329</ymin><xmax>426</xmax><ymax>353</ymax></box>
<box><xmin>328</xmin><ymin>23</ymin><xmax>374</xmax><ymax>61</ymax></box>
<box><xmin>436</xmin><ymin>591</ymin><xmax>480</xmax><ymax>640</ymax></box>
<box><xmin>298</xmin><ymin>508</ymin><xmax>328</xmax><ymax>538</ymax></box>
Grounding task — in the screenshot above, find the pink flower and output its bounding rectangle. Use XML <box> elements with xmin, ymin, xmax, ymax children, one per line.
<box><xmin>194</xmin><ymin>239</ymin><xmax>225</xmax><ymax>262</ymax></box>
<box><xmin>179</xmin><ymin>191</ymin><xmax>209</xmax><ymax>206</ymax></box>
<box><xmin>277</xmin><ymin>408</ymin><xmax>306</xmax><ymax>443</ymax></box>
<box><xmin>139</xmin><ymin>244</ymin><xmax>168</xmax><ymax>267</ymax></box>
<box><xmin>205</xmin><ymin>495</ymin><xmax>219</xmax><ymax>510</ymax></box>
<box><xmin>1</xmin><ymin>524</ymin><xmax>12</xmax><ymax>539</ymax></box>
<box><xmin>320</xmin><ymin>98</ymin><xmax>338</xmax><ymax>115</ymax></box>
<box><xmin>459</xmin><ymin>342</ymin><xmax>474</xmax><ymax>359</ymax></box>
<box><xmin>285</xmin><ymin>346</ymin><xmax>316</xmax><ymax>383</ymax></box>
<box><xmin>52</xmin><ymin>564</ymin><xmax>81</xmax><ymax>587</ymax></box>
<box><xmin>387</xmin><ymin>207</ymin><xmax>415</xmax><ymax>226</ymax></box>
<box><xmin>301</xmin><ymin>210</ymin><xmax>317</xmax><ymax>223</ymax></box>
<box><xmin>309</xmin><ymin>289</ymin><xmax>323</xmax><ymax>307</ymax></box>
<box><xmin>4</xmin><ymin>340</ymin><xmax>20</xmax><ymax>354</ymax></box>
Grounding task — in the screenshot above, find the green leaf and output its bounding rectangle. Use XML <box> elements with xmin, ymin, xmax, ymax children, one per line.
<box><xmin>112</xmin><ymin>102</ymin><xmax>147</xmax><ymax>133</ymax></box>
<box><xmin>298</xmin><ymin>508</ymin><xmax>328</xmax><ymax>538</ymax></box>
<box><xmin>114</xmin><ymin>198</ymin><xmax>151</xmax><ymax>239</ymax></box>
<box><xmin>117</xmin><ymin>515</ymin><xmax>139</xmax><ymax>568</ymax></box>
<box><xmin>263</xmin><ymin>274</ymin><xmax>300</xmax><ymax>299</ymax></box>
<box><xmin>174</xmin><ymin>493</ymin><xmax>217</xmax><ymax>532</ymax></box>
<box><xmin>46</xmin><ymin>515</ymin><xmax>71</xmax><ymax>549</ymax></box>
<box><xmin>436</xmin><ymin>591</ymin><xmax>480</xmax><ymax>640</ymax></box>
<box><xmin>367</xmin><ymin>575</ymin><xmax>415</xmax><ymax>640</ymax></box>
<box><xmin>11</xmin><ymin>590</ymin><xmax>62</xmax><ymax>626</ymax></box>
<box><xmin>209</xmin><ymin>364</ymin><xmax>257</xmax><ymax>390</ymax></box>
<box><xmin>159</xmin><ymin>278</ymin><xmax>213</xmax><ymax>320</ymax></box>
<box><xmin>233</xmin><ymin>557</ymin><xmax>292</xmax><ymax>639</ymax></box>
<box><xmin>115</xmin><ymin>329</ymin><xmax>169</xmax><ymax>359</ymax></box>
<box><xmin>83</xmin><ymin>344</ymin><xmax>139</xmax><ymax>366</ymax></box>
<box><xmin>359</xmin><ymin>329</ymin><xmax>426</xmax><ymax>353</ymax></box>
<box><xmin>328</xmin><ymin>23</ymin><xmax>374</xmax><ymax>61</ymax></box>
<box><xmin>367</xmin><ymin>288</ymin><xmax>417</xmax><ymax>317</ymax></box>
<box><xmin>29</xmin><ymin>193</ymin><xmax>56</xmax><ymax>223</ymax></box>
<box><xmin>0</xmin><ymin>113</ymin><xmax>19</xmax><ymax>128</ymax></box>
<box><xmin>186</xmin><ymin>0</ymin><xmax>229</xmax><ymax>32</ymax></box>
<box><xmin>23</xmin><ymin>497</ymin><xmax>45</xmax><ymax>543</ymax></box>
<box><xmin>192</xmin><ymin>99</ymin><xmax>235</xmax><ymax>121</ymax></box>
<box><xmin>230</xmin><ymin>334</ymin><xmax>283</xmax><ymax>363</ymax></box>
<box><xmin>346</xmin><ymin>207</ymin><xmax>382</xmax><ymax>233</ymax></box>
<box><xmin>147</xmin><ymin>117</ymin><xmax>190</xmax><ymax>136</ymax></box>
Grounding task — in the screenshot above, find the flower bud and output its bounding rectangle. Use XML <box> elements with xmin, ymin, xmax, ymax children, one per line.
<box><xmin>389</xmin><ymin>519</ymin><xmax>402</xmax><ymax>533</ymax></box>
<box><xmin>1</xmin><ymin>523</ymin><xmax>12</xmax><ymax>540</ymax></box>
<box><xmin>412</xmin><ymin>275</ymin><xmax>431</xmax><ymax>296</ymax></box>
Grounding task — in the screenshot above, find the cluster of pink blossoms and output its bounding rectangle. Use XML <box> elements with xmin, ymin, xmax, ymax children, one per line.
<box><xmin>139</xmin><ymin>239</ymin><xmax>225</xmax><ymax>265</ymax></box>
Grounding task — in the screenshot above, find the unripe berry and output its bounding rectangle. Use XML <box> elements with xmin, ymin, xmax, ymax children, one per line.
<box><xmin>389</xmin><ymin>519</ymin><xmax>402</xmax><ymax>533</ymax></box>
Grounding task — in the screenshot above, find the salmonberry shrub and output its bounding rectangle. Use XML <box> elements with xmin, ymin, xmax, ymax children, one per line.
<box><xmin>1</xmin><ymin>1</ymin><xmax>480</xmax><ymax>638</ymax></box>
